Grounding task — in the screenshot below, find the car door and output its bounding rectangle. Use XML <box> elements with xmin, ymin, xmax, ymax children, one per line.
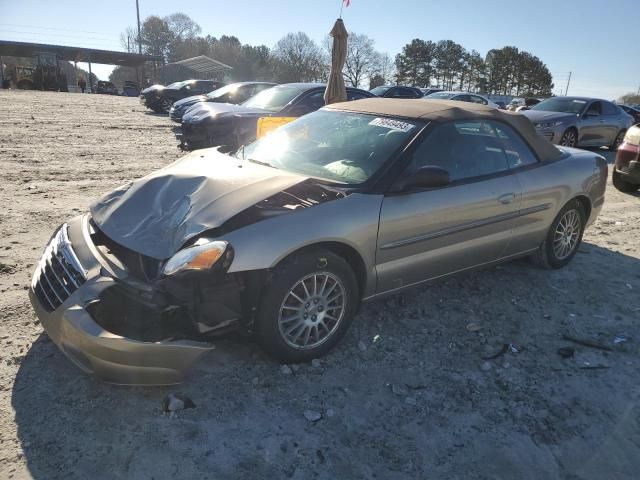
<box><xmin>579</xmin><ymin>101</ymin><xmax>606</xmax><ymax>146</ymax></box>
<box><xmin>490</xmin><ymin>122</ymin><xmax>558</xmax><ymax>255</ymax></box>
<box><xmin>376</xmin><ymin>120</ymin><xmax>521</xmax><ymax>294</ymax></box>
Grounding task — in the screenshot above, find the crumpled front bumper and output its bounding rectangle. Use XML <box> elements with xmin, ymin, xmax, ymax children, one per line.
<box><xmin>29</xmin><ymin>215</ymin><xmax>214</xmax><ymax>385</ymax></box>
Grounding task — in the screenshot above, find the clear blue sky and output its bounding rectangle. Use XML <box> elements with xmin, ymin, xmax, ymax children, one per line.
<box><xmin>1</xmin><ymin>0</ymin><xmax>638</xmax><ymax>99</ymax></box>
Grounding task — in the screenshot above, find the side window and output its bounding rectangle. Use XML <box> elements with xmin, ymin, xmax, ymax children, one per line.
<box><xmin>602</xmin><ymin>102</ymin><xmax>619</xmax><ymax>115</ymax></box>
<box><xmin>390</xmin><ymin>87</ymin><xmax>414</xmax><ymax>98</ymax></box>
<box><xmin>293</xmin><ymin>91</ymin><xmax>325</xmax><ymax>114</ymax></box>
<box><xmin>470</xmin><ymin>95</ymin><xmax>488</xmax><ymax>105</ymax></box>
<box><xmin>254</xmin><ymin>84</ymin><xmax>272</xmax><ymax>95</ymax></box>
<box><xmin>586</xmin><ymin>101</ymin><xmax>602</xmax><ymax>115</ymax></box>
<box><xmin>233</xmin><ymin>86</ymin><xmax>253</xmax><ymax>103</ymax></box>
<box><xmin>410</xmin><ymin>121</ymin><xmax>510</xmax><ymax>182</ymax></box>
<box><xmin>347</xmin><ymin>90</ymin><xmax>371</xmax><ymax>101</ymax></box>
<box><xmin>453</xmin><ymin>94</ymin><xmax>471</xmax><ymax>103</ymax></box>
<box><xmin>492</xmin><ymin>123</ymin><xmax>538</xmax><ymax>169</ymax></box>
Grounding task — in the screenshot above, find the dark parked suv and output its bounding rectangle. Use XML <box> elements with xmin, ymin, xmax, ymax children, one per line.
<box><xmin>140</xmin><ymin>80</ymin><xmax>225</xmax><ymax>113</ymax></box>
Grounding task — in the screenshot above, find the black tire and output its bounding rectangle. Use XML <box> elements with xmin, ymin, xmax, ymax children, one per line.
<box><xmin>255</xmin><ymin>249</ymin><xmax>359</xmax><ymax>363</ymax></box>
<box><xmin>531</xmin><ymin>199</ymin><xmax>586</xmax><ymax>269</ymax></box>
<box><xmin>610</xmin><ymin>129</ymin><xmax>626</xmax><ymax>150</ymax></box>
<box><xmin>160</xmin><ymin>98</ymin><xmax>173</xmax><ymax>113</ymax></box>
<box><xmin>612</xmin><ymin>169</ymin><xmax>639</xmax><ymax>193</ymax></box>
<box><xmin>559</xmin><ymin>128</ymin><xmax>578</xmax><ymax>147</ymax></box>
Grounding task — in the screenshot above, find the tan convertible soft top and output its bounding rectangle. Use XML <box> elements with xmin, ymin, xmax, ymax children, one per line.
<box><xmin>326</xmin><ymin>98</ymin><xmax>563</xmax><ymax>161</ymax></box>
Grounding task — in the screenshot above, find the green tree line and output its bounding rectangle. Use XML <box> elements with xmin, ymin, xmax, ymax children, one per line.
<box><xmin>111</xmin><ymin>12</ymin><xmax>554</xmax><ymax>97</ymax></box>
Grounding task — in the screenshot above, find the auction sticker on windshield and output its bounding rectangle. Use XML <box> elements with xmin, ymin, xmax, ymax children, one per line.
<box><xmin>369</xmin><ymin>118</ymin><xmax>416</xmax><ymax>132</ymax></box>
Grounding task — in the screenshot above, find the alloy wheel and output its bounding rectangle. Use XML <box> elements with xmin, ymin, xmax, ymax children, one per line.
<box><xmin>553</xmin><ymin>209</ymin><xmax>581</xmax><ymax>260</ymax></box>
<box><xmin>560</xmin><ymin>130</ymin><xmax>577</xmax><ymax>147</ymax></box>
<box><xmin>278</xmin><ymin>272</ymin><xmax>346</xmax><ymax>350</ymax></box>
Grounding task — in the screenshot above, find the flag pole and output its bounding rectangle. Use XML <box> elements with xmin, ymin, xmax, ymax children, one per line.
<box><xmin>339</xmin><ymin>0</ymin><xmax>344</xmax><ymax>18</ymax></box>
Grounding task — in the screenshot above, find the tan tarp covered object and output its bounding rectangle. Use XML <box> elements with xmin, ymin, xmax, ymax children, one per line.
<box><xmin>324</xmin><ymin>19</ymin><xmax>348</xmax><ymax>105</ymax></box>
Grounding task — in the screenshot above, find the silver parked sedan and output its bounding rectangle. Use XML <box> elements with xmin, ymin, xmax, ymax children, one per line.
<box><xmin>30</xmin><ymin>99</ymin><xmax>607</xmax><ymax>385</ymax></box>
<box><xmin>522</xmin><ymin>96</ymin><xmax>634</xmax><ymax>148</ymax></box>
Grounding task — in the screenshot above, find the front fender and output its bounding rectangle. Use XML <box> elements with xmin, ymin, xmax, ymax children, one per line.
<box><xmin>223</xmin><ymin>193</ymin><xmax>383</xmax><ymax>298</ymax></box>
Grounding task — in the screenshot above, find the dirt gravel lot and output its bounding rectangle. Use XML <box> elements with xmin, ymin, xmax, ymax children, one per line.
<box><xmin>0</xmin><ymin>90</ymin><xmax>639</xmax><ymax>480</ymax></box>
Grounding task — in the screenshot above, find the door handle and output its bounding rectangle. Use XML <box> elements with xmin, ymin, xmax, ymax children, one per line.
<box><xmin>599</xmin><ymin>119</ymin><xmax>606</xmax><ymax>123</ymax></box>
<box><xmin>498</xmin><ymin>193</ymin><xmax>515</xmax><ymax>204</ymax></box>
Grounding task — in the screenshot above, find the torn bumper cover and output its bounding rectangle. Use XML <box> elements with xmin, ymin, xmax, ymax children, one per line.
<box><xmin>29</xmin><ymin>215</ymin><xmax>217</xmax><ymax>385</ymax></box>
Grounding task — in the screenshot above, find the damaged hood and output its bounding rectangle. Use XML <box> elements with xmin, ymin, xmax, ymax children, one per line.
<box><xmin>90</xmin><ymin>149</ymin><xmax>306</xmax><ymax>259</ymax></box>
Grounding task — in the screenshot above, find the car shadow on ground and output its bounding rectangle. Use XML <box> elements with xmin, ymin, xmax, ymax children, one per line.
<box><xmin>11</xmin><ymin>242</ymin><xmax>640</xmax><ymax>479</ymax></box>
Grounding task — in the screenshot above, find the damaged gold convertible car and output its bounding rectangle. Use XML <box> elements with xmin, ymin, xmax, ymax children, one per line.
<box><xmin>30</xmin><ymin>99</ymin><xmax>607</xmax><ymax>385</ymax></box>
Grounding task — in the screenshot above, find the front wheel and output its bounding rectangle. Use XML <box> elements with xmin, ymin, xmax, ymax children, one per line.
<box><xmin>612</xmin><ymin>170</ymin><xmax>639</xmax><ymax>193</ymax></box>
<box><xmin>531</xmin><ymin>200</ymin><xmax>586</xmax><ymax>269</ymax></box>
<box><xmin>255</xmin><ymin>249</ymin><xmax>359</xmax><ymax>363</ymax></box>
<box><xmin>559</xmin><ymin>128</ymin><xmax>578</xmax><ymax>147</ymax></box>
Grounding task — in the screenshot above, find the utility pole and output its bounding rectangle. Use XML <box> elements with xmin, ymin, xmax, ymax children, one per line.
<box><xmin>136</xmin><ymin>0</ymin><xmax>142</xmax><ymax>54</ymax></box>
<box><xmin>136</xmin><ymin>0</ymin><xmax>143</xmax><ymax>88</ymax></box>
<box><xmin>565</xmin><ymin>71</ymin><xmax>572</xmax><ymax>96</ymax></box>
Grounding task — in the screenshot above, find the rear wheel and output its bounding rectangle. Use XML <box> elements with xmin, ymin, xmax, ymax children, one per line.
<box><xmin>559</xmin><ymin>128</ymin><xmax>578</xmax><ymax>147</ymax></box>
<box><xmin>612</xmin><ymin>170</ymin><xmax>639</xmax><ymax>193</ymax></box>
<box><xmin>531</xmin><ymin>200</ymin><xmax>586</xmax><ymax>269</ymax></box>
<box><xmin>255</xmin><ymin>249</ymin><xmax>359</xmax><ymax>363</ymax></box>
<box><xmin>610</xmin><ymin>129</ymin><xmax>626</xmax><ymax>150</ymax></box>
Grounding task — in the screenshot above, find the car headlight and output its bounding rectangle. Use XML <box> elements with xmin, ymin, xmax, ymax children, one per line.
<box><xmin>534</xmin><ymin>121</ymin><xmax>563</xmax><ymax>129</ymax></box>
<box><xmin>162</xmin><ymin>240</ymin><xmax>231</xmax><ymax>276</ymax></box>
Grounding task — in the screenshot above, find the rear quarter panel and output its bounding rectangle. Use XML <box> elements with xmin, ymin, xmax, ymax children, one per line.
<box><xmin>508</xmin><ymin>148</ymin><xmax>607</xmax><ymax>254</ymax></box>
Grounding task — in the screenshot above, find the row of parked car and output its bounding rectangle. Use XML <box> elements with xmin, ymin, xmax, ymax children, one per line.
<box><xmin>139</xmin><ymin>79</ymin><xmax>640</xmax><ymax>194</ymax></box>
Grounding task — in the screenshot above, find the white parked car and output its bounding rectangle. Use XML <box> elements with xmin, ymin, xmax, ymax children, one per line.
<box><xmin>425</xmin><ymin>91</ymin><xmax>500</xmax><ymax>109</ymax></box>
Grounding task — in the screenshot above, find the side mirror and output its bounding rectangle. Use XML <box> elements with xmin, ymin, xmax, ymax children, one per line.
<box><xmin>394</xmin><ymin>166</ymin><xmax>450</xmax><ymax>191</ymax></box>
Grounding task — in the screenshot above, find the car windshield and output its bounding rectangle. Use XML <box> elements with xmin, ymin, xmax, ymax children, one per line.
<box><xmin>207</xmin><ymin>83</ymin><xmax>242</xmax><ymax>99</ymax></box>
<box><xmin>370</xmin><ymin>86</ymin><xmax>391</xmax><ymax>96</ymax></box>
<box><xmin>427</xmin><ymin>92</ymin><xmax>455</xmax><ymax>99</ymax></box>
<box><xmin>238</xmin><ymin>110</ymin><xmax>418</xmax><ymax>184</ymax></box>
<box><xmin>242</xmin><ymin>85</ymin><xmax>309</xmax><ymax>112</ymax></box>
<box><xmin>166</xmin><ymin>81</ymin><xmax>188</xmax><ymax>90</ymax></box>
<box><xmin>530</xmin><ymin>98</ymin><xmax>587</xmax><ymax>113</ymax></box>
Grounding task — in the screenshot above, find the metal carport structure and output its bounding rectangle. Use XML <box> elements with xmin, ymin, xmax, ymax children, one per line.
<box><xmin>0</xmin><ymin>40</ymin><xmax>161</xmax><ymax>90</ymax></box>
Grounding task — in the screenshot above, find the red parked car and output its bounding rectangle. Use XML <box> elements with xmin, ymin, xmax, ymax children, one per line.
<box><xmin>613</xmin><ymin>125</ymin><xmax>640</xmax><ymax>193</ymax></box>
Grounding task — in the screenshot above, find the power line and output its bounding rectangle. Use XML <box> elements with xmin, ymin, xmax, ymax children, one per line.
<box><xmin>0</xmin><ymin>23</ymin><xmax>119</xmax><ymax>37</ymax></box>
<box><xmin>2</xmin><ymin>30</ymin><xmax>121</xmax><ymax>44</ymax></box>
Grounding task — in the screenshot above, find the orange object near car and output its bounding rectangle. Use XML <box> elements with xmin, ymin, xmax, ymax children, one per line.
<box><xmin>256</xmin><ymin>117</ymin><xmax>297</xmax><ymax>139</ymax></box>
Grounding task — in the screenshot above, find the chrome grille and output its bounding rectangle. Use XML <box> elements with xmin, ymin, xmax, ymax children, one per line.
<box><xmin>32</xmin><ymin>225</ymin><xmax>86</xmax><ymax>312</ymax></box>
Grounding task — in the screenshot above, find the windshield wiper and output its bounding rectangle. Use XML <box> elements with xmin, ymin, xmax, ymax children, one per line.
<box><xmin>248</xmin><ymin>158</ymin><xmax>276</xmax><ymax>169</ymax></box>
